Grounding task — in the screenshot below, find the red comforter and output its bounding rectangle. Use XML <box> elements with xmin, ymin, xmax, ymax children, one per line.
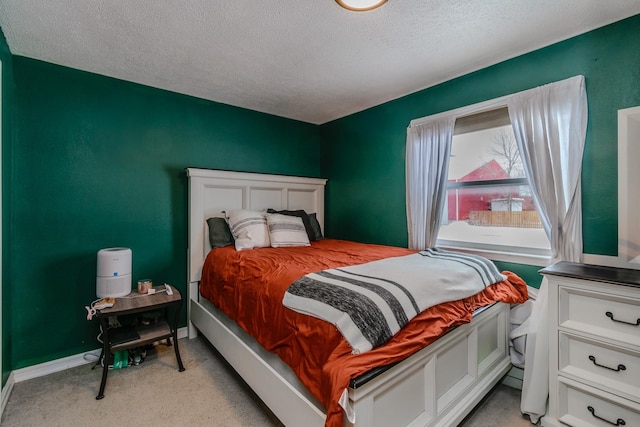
<box><xmin>200</xmin><ymin>239</ymin><xmax>528</xmax><ymax>427</ymax></box>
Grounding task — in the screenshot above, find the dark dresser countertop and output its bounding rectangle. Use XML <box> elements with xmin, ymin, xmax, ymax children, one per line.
<box><xmin>540</xmin><ymin>261</ymin><xmax>640</xmax><ymax>289</ymax></box>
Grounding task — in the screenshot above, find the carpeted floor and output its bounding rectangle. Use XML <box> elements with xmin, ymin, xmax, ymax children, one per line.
<box><xmin>1</xmin><ymin>336</ymin><xmax>535</xmax><ymax>426</ymax></box>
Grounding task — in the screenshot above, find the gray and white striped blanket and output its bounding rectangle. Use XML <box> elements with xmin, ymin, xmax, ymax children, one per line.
<box><xmin>282</xmin><ymin>248</ymin><xmax>506</xmax><ymax>354</ymax></box>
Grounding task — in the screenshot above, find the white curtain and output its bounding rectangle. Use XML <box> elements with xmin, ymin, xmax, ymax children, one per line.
<box><xmin>508</xmin><ymin>75</ymin><xmax>588</xmax><ymax>423</ymax></box>
<box><xmin>406</xmin><ymin>115</ymin><xmax>456</xmax><ymax>249</ymax></box>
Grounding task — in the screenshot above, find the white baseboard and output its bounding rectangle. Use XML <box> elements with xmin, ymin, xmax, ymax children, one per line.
<box><xmin>1</xmin><ymin>371</ymin><xmax>15</xmax><ymax>420</ymax></box>
<box><xmin>12</xmin><ymin>327</ymin><xmax>188</xmax><ymax>384</ymax></box>
<box><xmin>13</xmin><ymin>348</ymin><xmax>102</xmax><ymax>383</ymax></box>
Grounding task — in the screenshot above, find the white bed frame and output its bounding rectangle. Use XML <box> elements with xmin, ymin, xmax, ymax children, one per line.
<box><xmin>187</xmin><ymin>168</ymin><xmax>513</xmax><ymax>427</ymax></box>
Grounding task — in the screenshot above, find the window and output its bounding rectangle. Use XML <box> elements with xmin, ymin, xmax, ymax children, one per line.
<box><xmin>436</xmin><ymin>108</ymin><xmax>551</xmax><ymax>261</ymax></box>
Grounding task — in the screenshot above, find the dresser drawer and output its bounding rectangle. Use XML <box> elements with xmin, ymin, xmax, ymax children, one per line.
<box><xmin>559</xmin><ymin>332</ymin><xmax>640</xmax><ymax>401</ymax></box>
<box><xmin>559</xmin><ymin>286</ymin><xmax>640</xmax><ymax>347</ymax></box>
<box><xmin>558</xmin><ymin>379</ymin><xmax>640</xmax><ymax>427</ymax></box>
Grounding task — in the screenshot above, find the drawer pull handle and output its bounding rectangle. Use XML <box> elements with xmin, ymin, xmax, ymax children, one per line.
<box><xmin>605</xmin><ymin>311</ymin><xmax>640</xmax><ymax>326</ymax></box>
<box><xmin>589</xmin><ymin>355</ymin><xmax>626</xmax><ymax>372</ymax></box>
<box><xmin>587</xmin><ymin>406</ymin><xmax>625</xmax><ymax>426</ymax></box>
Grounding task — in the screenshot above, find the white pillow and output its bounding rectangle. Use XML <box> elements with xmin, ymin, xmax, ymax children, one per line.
<box><xmin>266</xmin><ymin>213</ymin><xmax>310</xmax><ymax>248</ymax></box>
<box><xmin>224</xmin><ymin>210</ymin><xmax>270</xmax><ymax>251</ymax></box>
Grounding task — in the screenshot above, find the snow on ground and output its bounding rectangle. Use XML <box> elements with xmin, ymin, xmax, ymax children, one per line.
<box><xmin>439</xmin><ymin>221</ymin><xmax>550</xmax><ymax>250</ymax></box>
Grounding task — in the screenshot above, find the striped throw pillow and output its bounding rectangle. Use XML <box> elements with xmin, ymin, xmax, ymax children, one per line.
<box><xmin>266</xmin><ymin>213</ymin><xmax>310</xmax><ymax>248</ymax></box>
<box><xmin>225</xmin><ymin>210</ymin><xmax>270</xmax><ymax>250</ymax></box>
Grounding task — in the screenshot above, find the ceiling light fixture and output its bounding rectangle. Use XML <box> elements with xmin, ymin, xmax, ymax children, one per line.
<box><xmin>336</xmin><ymin>0</ymin><xmax>387</xmax><ymax>12</ymax></box>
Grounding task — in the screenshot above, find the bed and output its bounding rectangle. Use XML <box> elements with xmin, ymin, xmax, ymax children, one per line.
<box><xmin>186</xmin><ymin>168</ymin><xmax>528</xmax><ymax>427</ymax></box>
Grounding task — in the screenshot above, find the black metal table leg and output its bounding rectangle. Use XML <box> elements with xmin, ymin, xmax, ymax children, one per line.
<box><xmin>173</xmin><ymin>300</ymin><xmax>185</xmax><ymax>372</ymax></box>
<box><xmin>96</xmin><ymin>318</ymin><xmax>109</xmax><ymax>400</ymax></box>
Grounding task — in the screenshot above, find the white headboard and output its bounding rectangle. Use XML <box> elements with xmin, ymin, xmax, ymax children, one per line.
<box><xmin>187</xmin><ymin>168</ymin><xmax>327</xmax><ymax>288</ymax></box>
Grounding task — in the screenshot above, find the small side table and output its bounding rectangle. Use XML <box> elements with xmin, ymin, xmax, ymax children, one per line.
<box><xmin>94</xmin><ymin>285</ymin><xmax>185</xmax><ymax>399</ymax></box>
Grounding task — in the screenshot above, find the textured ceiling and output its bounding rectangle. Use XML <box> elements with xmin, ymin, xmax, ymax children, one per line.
<box><xmin>1</xmin><ymin>1</ymin><xmax>639</xmax><ymax>124</ymax></box>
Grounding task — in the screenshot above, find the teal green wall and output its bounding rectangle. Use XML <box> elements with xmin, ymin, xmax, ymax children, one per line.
<box><xmin>1</xmin><ymin>26</ymin><xmax>13</xmax><ymax>386</ymax></box>
<box><xmin>320</xmin><ymin>15</ymin><xmax>640</xmax><ymax>288</ymax></box>
<box><xmin>493</xmin><ymin>262</ymin><xmax>542</xmax><ymax>289</ymax></box>
<box><xmin>9</xmin><ymin>57</ymin><xmax>320</xmax><ymax>369</ymax></box>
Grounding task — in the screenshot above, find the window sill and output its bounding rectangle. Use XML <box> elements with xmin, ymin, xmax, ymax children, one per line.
<box><xmin>436</xmin><ymin>242</ymin><xmax>551</xmax><ymax>267</ymax></box>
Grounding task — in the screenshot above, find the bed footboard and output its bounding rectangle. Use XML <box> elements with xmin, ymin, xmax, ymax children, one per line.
<box><xmin>347</xmin><ymin>302</ymin><xmax>510</xmax><ymax>427</ymax></box>
<box><xmin>191</xmin><ymin>293</ymin><xmax>510</xmax><ymax>427</ymax></box>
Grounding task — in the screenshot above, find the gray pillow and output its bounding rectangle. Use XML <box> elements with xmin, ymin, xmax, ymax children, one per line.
<box><xmin>266</xmin><ymin>209</ymin><xmax>316</xmax><ymax>241</ymax></box>
<box><xmin>206</xmin><ymin>217</ymin><xmax>234</xmax><ymax>248</ymax></box>
<box><xmin>308</xmin><ymin>213</ymin><xmax>324</xmax><ymax>240</ymax></box>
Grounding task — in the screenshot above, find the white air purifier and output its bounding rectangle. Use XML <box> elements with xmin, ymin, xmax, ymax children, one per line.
<box><xmin>96</xmin><ymin>247</ymin><xmax>132</xmax><ymax>298</ymax></box>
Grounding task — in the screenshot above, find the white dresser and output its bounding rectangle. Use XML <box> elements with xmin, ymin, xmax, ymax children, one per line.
<box><xmin>541</xmin><ymin>262</ymin><xmax>640</xmax><ymax>427</ymax></box>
